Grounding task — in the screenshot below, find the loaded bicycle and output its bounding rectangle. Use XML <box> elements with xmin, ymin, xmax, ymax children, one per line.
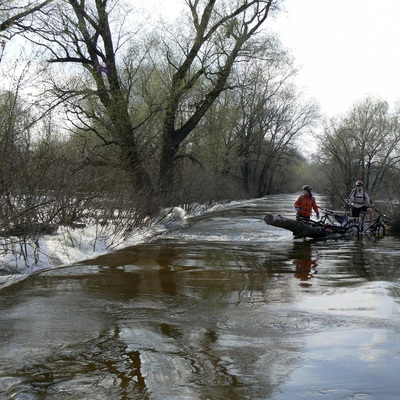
<box><xmin>297</xmin><ymin>208</ymin><xmax>360</xmax><ymax>238</ymax></box>
<box><xmin>347</xmin><ymin>209</ymin><xmax>388</xmax><ymax>236</ymax></box>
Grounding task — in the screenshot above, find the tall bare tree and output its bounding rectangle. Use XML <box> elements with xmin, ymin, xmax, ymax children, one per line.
<box><xmin>226</xmin><ymin>55</ymin><xmax>313</xmax><ymax>195</ymax></box>
<box><xmin>9</xmin><ymin>0</ymin><xmax>283</xmax><ymax>211</ymax></box>
<box><xmin>18</xmin><ymin>0</ymin><xmax>158</xmax><ymax>213</ymax></box>
<box><xmin>157</xmin><ymin>0</ymin><xmax>281</xmax><ymax>203</ymax></box>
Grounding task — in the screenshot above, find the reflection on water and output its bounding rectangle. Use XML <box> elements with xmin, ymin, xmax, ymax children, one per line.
<box><xmin>292</xmin><ymin>242</ymin><xmax>318</xmax><ymax>287</ymax></box>
<box><xmin>0</xmin><ymin>195</ymin><xmax>400</xmax><ymax>399</ymax></box>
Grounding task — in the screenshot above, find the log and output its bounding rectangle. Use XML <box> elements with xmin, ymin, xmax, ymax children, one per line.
<box><xmin>264</xmin><ymin>213</ymin><xmax>327</xmax><ymax>239</ymax></box>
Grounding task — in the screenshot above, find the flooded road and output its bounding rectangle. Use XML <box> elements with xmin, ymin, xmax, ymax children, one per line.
<box><xmin>1</xmin><ymin>195</ymin><xmax>400</xmax><ymax>399</ymax></box>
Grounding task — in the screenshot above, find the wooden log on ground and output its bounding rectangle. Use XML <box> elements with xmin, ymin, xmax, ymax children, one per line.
<box><xmin>264</xmin><ymin>213</ymin><xmax>327</xmax><ymax>239</ymax></box>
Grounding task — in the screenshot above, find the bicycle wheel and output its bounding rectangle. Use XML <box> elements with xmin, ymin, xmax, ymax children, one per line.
<box><xmin>372</xmin><ymin>223</ymin><xmax>386</xmax><ymax>236</ymax></box>
<box><xmin>344</xmin><ymin>224</ymin><xmax>360</xmax><ymax>238</ymax></box>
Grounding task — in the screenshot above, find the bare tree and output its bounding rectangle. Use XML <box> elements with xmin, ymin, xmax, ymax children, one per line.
<box><xmin>16</xmin><ymin>0</ymin><xmax>159</xmax><ymax>213</ymax></box>
<box><xmin>165</xmin><ymin>50</ymin><xmax>319</xmax><ymax>200</ymax></box>
<box><xmin>0</xmin><ymin>0</ymin><xmax>53</xmax><ymax>34</ymax></box>
<box><xmin>6</xmin><ymin>0</ymin><xmax>284</xmax><ymax>211</ymax></box>
<box><xmin>226</xmin><ymin>54</ymin><xmax>311</xmax><ymax>196</ymax></box>
<box><xmin>0</xmin><ymin>0</ymin><xmax>54</xmax><ymax>63</ymax></box>
<box><xmin>255</xmin><ymin>86</ymin><xmax>319</xmax><ymax>196</ymax></box>
<box><xmin>157</xmin><ymin>0</ymin><xmax>282</xmax><ymax>203</ymax></box>
<box><xmin>318</xmin><ymin>97</ymin><xmax>400</xmax><ymax>201</ymax></box>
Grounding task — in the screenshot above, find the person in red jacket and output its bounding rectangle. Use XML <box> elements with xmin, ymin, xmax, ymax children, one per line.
<box><xmin>294</xmin><ymin>185</ymin><xmax>319</xmax><ymax>220</ymax></box>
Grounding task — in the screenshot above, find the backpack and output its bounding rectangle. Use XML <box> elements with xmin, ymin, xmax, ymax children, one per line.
<box><xmin>348</xmin><ymin>188</ymin><xmax>372</xmax><ymax>205</ymax></box>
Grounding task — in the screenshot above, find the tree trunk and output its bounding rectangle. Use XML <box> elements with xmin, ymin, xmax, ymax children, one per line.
<box><xmin>264</xmin><ymin>213</ymin><xmax>327</xmax><ymax>239</ymax></box>
<box><xmin>157</xmin><ymin>129</ymin><xmax>179</xmax><ymax>205</ymax></box>
<box><xmin>157</xmin><ymin>0</ymin><xmax>276</xmax><ymax>204</ymax></box>
<box><xmin>122</xmin><ymin>145</ymin><xmax>157</xmax><ymax>215</ymax></box>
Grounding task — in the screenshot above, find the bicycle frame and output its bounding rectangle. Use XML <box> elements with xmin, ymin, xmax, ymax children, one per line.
<box><xmin>298</xmin><ymin>209</ymin><xmax>359</xmax><ymax>238</ymax></box>
<box><xmin>343</xmin><ymin>207</ymin><xmax>388</xmax><ymax>236</ymax></box>
<box><xmin>319</xmin><ymin>209</ymin><xmax>349</xmax><ymax>226</ymax></box>
<box><xmin>356</xmin><ymin>211</ymin><xmax>387</xmax><ymax>236</ymax></box>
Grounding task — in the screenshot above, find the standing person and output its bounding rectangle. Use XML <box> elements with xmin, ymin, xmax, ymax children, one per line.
<box><xmin>346</xmin><ymin>180</ymin><xmax>374</xmax><ymax>222</ymax></box>
<box><xmin>294</xmin><ymin>185</ymin><xmax>319</xmax><ymax>220</ymax></box>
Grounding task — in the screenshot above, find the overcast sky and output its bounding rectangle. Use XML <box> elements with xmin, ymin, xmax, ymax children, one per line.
<box><xmin>268</xmin><ymin>0</ymin><xmax>400</xmax><ymax>118</ymax></box>
<box><xmin>145</xmin><ymin>0</ymin><xmax>400</xmax><ymax>119</ymax></box>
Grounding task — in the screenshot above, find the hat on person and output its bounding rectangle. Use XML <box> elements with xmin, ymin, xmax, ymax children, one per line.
<box><xmin>356</xmin><ymin>180</ymin><xmax>363</xmax><ymax>186</ymax></box>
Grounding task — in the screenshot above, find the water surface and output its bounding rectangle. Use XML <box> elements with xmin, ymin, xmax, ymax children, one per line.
<box><xmin>1</xmin><ymin>195</ymin><xmax>400</xmax><ymax>399</ymax></box>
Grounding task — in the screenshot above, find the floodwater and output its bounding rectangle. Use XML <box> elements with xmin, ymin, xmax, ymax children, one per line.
<box><xmin>1</xmin><ymin>195</ymin><xmax>400</xmax><ymax>400</ymax></box>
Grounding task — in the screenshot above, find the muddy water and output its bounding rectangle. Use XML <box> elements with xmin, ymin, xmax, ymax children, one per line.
<box><xmin>1</xmin><ymin>195</ymin><xmax>400</xmax><ymax>399</ymax></box>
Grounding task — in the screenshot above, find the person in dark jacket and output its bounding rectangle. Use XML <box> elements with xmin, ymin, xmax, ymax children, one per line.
<box><xmin>294</xmin><ymin>185</ymin><xmax>319</xmax><ymax>220</ymax></box>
